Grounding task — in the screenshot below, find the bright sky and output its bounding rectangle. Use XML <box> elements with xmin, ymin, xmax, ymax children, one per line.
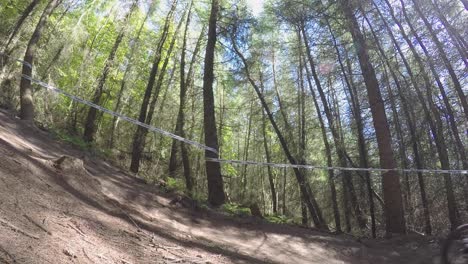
<box><xmin>246</xmin><ymin>0</ymin><xmax>265</xmax><ymax>16</ymax></box>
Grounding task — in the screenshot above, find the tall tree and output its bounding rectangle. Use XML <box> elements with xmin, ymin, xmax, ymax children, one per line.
<box><xmin>339</xmin><ymin>0</ymin><xmax>406</xmax><ymax>234</ymax></box>
<box><xmin>202</xmin><ymin>0</ymin><xmax>226</xmax><ymax>206</ymax></box>
<box><xmin>130</xmin><ymin>0</ymin><xmax>178</xmax><ymax>173</ymax></box>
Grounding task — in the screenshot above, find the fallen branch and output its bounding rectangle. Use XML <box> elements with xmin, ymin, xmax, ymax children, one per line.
<box><xmin>82</xmin><ymin>248</ymin><xmax>94</xmax><ymax>263</ymax></box>
<box><xmin>67</xmin><ymin>223</ymin><xmax>85</xmax><ymax>236</ymax></box>
<box><xmin>0</xmin><ymin>218</ymin><xmax>39</xmax><ymax>239</ymax></box>
<box><xmin>23</xmin><ymin>214</ymin><xmax>52</xmax><ymax>235</ymax></box>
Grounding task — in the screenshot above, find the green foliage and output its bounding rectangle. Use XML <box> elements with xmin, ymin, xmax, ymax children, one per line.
<box><xmin>165</xmin><ymin>177</ymin><xmax>185</xmax><ymax>194</ymax></box>
<box><xmin>222</xmin><ymin>203</ymin><xmax>251</xmax><ymax>217</ymax></box>
<box><xmin>265</xmin><ymin>214</ymin><xmax>291</xmax><ymax>224</ymax></box>
<box><xmin>52</xmin><ymin>129</ymin><xmax>90</xmax><ymax>150</ymax></box>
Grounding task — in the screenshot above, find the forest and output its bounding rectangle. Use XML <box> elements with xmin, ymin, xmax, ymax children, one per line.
<box><xmin>0</xmin><ymin>0</ymin><xmax>467</xmax><ymax>241</ymax></box>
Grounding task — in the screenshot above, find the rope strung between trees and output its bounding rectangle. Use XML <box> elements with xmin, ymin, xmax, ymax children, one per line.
<box><xmin>205</xmin><ymin>158</ymin><xmax>468</xmax><ymax>174</ymax></box>
<box><xmin>4</xmin><ymin>52</ymin><xmax>468</xmax><ymax>175</ymax></box>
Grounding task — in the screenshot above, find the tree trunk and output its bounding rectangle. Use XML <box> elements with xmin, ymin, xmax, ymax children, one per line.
<box><xmin>301</xmin><ymin>24</ymin><xmax>366</xmax><ymax>230</ymax></box>
<box><xmin>340</xmin><ymin>0</ymin><xmax>405</xmax><ymax>234</ymax></box>
<box><xmin>341</xmin><ymin>45</ymin><xmax>376</xmax><ymax>237</ymax></box>
<box><xmin>202</xmin><ymin>0</ymin><xmax>226</xmax><ymax>206</ymax></box>
<box><xmin>262</xmin><ymin>111</ymin><xmax>277</xmax><ymax>214</ymax></box>
<box><xmin>400</xmin><ymin>0</ymin><xmax>468</xmax><ymax>203</ymax></box>
<box><xmin>376</xmin><ymin>0</ymin><xmax>460</xmax><ymax>229</ymax></box>
<box><xmin>241</xmin><ymin>101</ymin><xmax>254</xmax><ymax>201</ymax></box>
<box><xmin>231</xmin><ymin>33</ymin><xmax>326</xmax><ymax>229</ymax></box>
<box><xmin>298</xmin><ymin>31</ymin><xmax>340</xmax><ymax>232</ymax></box>
<box><xmin>1</xmin><ymin>0</ymin><xmax>39</xmax><ymax>69</ymax></box>
<box><xmin>430</xmin><ymin>0</ymin><xmax>468</xmax><ymax>68</ymax></box>
<box><xmin>20</xmin><ymin>0</ymin><xmax>62</xmax><ymax>121</ymax></box>
<box><xmin>130</xmin><ymin>0</ymin><xmax>177</xmax><ymax>173</ymax></box>
<box><xmin>109</xmin><ymin>0</ymin><xmax>156</xmax><ymax>149</ymax></box>
<box><xmin>410</xmin><ymin>0</ymin><xmax>468</xmax><ymax>122</ymax></box>
<box><xmin>83</xmin><ymin>0</ymin><xmax>137</xmax><ymax>142</ymax></box>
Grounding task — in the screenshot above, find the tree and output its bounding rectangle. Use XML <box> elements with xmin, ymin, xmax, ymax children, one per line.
<box><xmin>339</xmin><ymin>0</ymin><xmax>406</xmax><ymax>234</ymax></box>
<box><xmin>130</xmin><ymin>0</ymin><xmax>178</xmax><ymax>173</ymax></box>
<box><xmin>83</xmin><ymin>0</ymin><xmax>138</xmax><ymax>142</ymax></box>
<box><xmin>20</xmin><ymin>0</ymin><xmax>62</xmax><ymax>121</ymax></box>
<box><xmin>202</xmin><ymin>0</ymin><xmax>226</xmax><ymax>206</ymax></box>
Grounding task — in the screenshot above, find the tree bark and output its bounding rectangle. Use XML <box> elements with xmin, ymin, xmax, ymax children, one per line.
<box><xmin>20</xmin><ymin>0</ymin><xmax>62</xmax><ymax>121</ymax></box>
<box><xmin>363</xmin><ymin>10</ymin><xmax>432</xmax><ymax>234</ymax></box>
<box><xmin>109</xmin><ymin>0</ymin><xmax>156</xmax><ymax>149</ymax></box>
<box><xmin>297</xmin><ymin>29</ymin><xmax>340</xmax><ymax>232</ymax></box>
<box><xmin>340</xmin><ymin>0</ymin><xmax>406</xmax><ymax>234</ymax></box>
<box><xmin>202</xmin><ymin>0</ymin><xmax>226</xmax><ymax>206</ymax></box>
<box><xmin>430</xmin><ymin>0</ymin><xmax>468</xmax><ymax>68</ymax></box>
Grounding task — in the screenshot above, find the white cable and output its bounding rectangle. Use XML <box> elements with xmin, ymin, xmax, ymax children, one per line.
<box><xmin>21</xmin><ymin>74</ymin><xmax>218</xmax><ymax>154</ymax></box>
<box><xmin>206</xmin><ymin>158</ymin><xmax>468</xmax><ymax>174</ymax></box>
<box><xmin>6</xmin><ymin>53</ymin><xmax>467</xmax><ymax>175</ymax></box>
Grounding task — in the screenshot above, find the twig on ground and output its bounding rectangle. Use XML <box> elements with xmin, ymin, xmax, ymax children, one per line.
<box><xmin>67</xmin><ymin>223</ymin><xmax>85</xmax><ymax>236</ymax></box>
<box><xmin>23</xmin><ymin>214</ymin><xmax>52</xmax><ymax>235</ymax></box>
<box><xmin>0</xmin><ymin>218</ymin><xmax>39</xmax><ymax>239</ymax></box>
<box><xmin>82</xmin><ymin>248</ymin><xmax>94</xmax><ymax>263</ymax></box>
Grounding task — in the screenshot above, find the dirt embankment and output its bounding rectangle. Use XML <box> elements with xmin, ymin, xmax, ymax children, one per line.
<box><xmin>0</xmin><ymin>109</ymin><xmax>441</xmax><ymax>264</ymax></box>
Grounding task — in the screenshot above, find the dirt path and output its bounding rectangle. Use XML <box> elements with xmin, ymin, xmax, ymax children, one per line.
<box><xmin>0</xmin><ymin>109</ymin><xmax>441</xmax><ymax>264</ymax></box>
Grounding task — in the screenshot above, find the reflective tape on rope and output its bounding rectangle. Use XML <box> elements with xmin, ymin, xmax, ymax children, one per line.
<box><xmin>6</xmin><ymin>51</ymin><xmax>467</xmax><ymax>175</ymax></box>
<box><xmin>205</xmin><ymin>158</ymin><xmax>468</xmax><ymax>174</ymax></box>
<box><xmin>21</xmin><ymin>74</ymin><xmax>218</xmax><ymax>154</ymax></box>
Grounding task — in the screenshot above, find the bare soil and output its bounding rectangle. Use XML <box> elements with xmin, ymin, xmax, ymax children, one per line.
<box><xmin>0</xmin><ymin>109</ymin><xmax>442</xmax><ymax>263</ymax></box>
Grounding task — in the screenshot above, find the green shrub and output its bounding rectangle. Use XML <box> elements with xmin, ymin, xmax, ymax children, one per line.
<box><xmin>222</xmin><ymin>203</ymin><xmax>251</xmax><ymax>217</ymax></box>
<box><xmin>265</xmin><ymin>214</ymin><xmax>291</xmax><ymax>224</ymax></box>
<box><xmin>165</xmin><ymin>177</ymin><xmax>185</xmax><ymax>194</ymax></box>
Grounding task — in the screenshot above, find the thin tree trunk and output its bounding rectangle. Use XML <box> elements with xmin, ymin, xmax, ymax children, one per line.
<box><xmin>2</xmin><ymin>0</ymin><xmax>39</xmax><ymax>59</ymax></box>
<box><xmin>241</xmin><ymin>101</ymin><xmax>254</xmax><ymax>201</ymax></box>
<box><xmin>376</xmin><ymin>0</ymin><xmax>460</xmax><ymax>229</ymax></box>
<box><xmin>400</xmin><ymin>0</ymin><xmax>468</xmax><ymax>202</ymax></box>
<box><xmin>301</xmin><ymin>24</ymin><xmax>365</xmax><ymax>230</ymax></box>
<box><xmin>430</xmin><ymin>0</ymin><xmax>468</xmax><ymax>68</ymax></box>
<box><xmin>410</xmin><ymin>0</ymin><xmax>468</xmax><ymax>121</ymax></box>
<box><xmin>109</xmin><ymin>0</ymin><xmax>156</xmax><ymax>148</ymax></box>
<box><xmin>130</xmin><ymin>0</ymin><xmax>177</xmax><ymax>173</ymax></box>
<box><xmin>20</xmin><ymin>0</ymin><xmax>62</xmax><ymax>121</ymax></box>
<box><xmin>83</xmin><ymin>0</ymin><xmax>138</xmax><ymax>142</ymax></box>
<box><xmin>298</xmin><ymin>31</ymin><xmax>340</xmax><ymax>232</ymax></box>
<box><xmin>231</xmin><ymin>33</ymin><xmax>326</xmax><ymax>229</ymax></box>
<box><xmin>262</xmin><ymin>111</ymin><xmax>277</xmax><ymax>214</ymax></box>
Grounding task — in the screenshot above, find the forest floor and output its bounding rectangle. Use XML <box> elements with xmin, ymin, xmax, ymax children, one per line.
<box><xmin>0</xmin><ymin>109</ymin><xmax>444</xmax><ymax>264</ymax></box>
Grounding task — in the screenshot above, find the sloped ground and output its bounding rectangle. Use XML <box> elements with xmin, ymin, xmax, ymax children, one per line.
<box><xmin>0</xmin><ymin>109</ymin><xmax>442</xmax><ymax>264</ymax></box>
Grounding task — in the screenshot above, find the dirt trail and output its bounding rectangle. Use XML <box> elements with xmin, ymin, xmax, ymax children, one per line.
<box><xmin>0</xmin><ymin>109</ymin><xmax>441</xmax><ymax>263</ymax></box>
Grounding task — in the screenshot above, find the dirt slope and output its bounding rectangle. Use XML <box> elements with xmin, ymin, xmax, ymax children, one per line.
<box><xmin>0</xmin><ymin>109</ymin><xmax>441</xmax><ymax>264</ymax></box>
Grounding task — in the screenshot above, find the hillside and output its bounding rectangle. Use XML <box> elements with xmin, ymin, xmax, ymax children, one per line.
<box><xmin>0</xmin><ymin>109</ymin><xmax>443</xmax><ymax>263</ymax></box>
